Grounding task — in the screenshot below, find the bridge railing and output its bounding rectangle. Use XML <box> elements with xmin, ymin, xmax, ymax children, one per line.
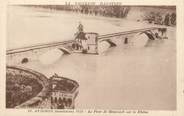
<box><xmin>7</xmin><ymin>40</ymin><xmax>74</xmax><ymax>55</ymax></box>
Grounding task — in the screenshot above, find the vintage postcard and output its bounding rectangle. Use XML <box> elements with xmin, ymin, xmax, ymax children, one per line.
<box><xmin>1</xmin><ymin>0</ymin><xmax>184</xmax><ymax>116</ymax></box>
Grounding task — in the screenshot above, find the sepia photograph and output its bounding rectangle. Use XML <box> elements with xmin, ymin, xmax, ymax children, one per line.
<box><xmin>6</xmin><ymin>4</ymin><xmax>176</xmax><ymax>110</ymax></box>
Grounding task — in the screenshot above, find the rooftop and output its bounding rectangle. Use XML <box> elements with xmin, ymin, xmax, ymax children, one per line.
<box><xmin>50</xmin><ymin>74</ymin><xmax>79</xmax><ymax>93</ymax></box>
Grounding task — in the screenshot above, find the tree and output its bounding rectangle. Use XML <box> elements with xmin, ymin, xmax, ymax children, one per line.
<box><xmin>170</xmin><ymin>13</ymin><xmax>176</xmax><ymax>25</ymax></box>
<box><xmin>164</xmin><ymin>13</ymin><xmax>170</xmax><ymax>26</ymax></box>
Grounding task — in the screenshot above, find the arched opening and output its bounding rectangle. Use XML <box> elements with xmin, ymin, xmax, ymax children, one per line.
<box><xmin>124</xmin><ymin>37</ymin><xmax>128</xmax><ymax>44</ymax></box>
<box><xmin>54</xmin><ymin>97</ymin><xmax>57</xmax><ymax>103</ymax></box>
<box><xmin>143</xmin><ymin>31</ymin><xmax>155</xmax><ymax>40</ymax></box>
<box><xmin>58</xmin><ymin>47</ymin><xmax>71</xmax><ymax>54</ymax></box>
<box><xmin>21</xmin><ymin>58</ymin><xmax>28</xmax><ymax>64</ymax></box>
<box><xmin>105</xmin><ymin>39</ymin><xmax>117</xmax><ymax>47</ymax></box>
<box><xmin>58</xmin><ymin>103</ymin><xmax>64</xmax><ymax>109</ymax></box>
<box><xmin>58</xmin><ymin>97</ymin><xmax>62</xmax><ymax>104</ymax></box>
<box><xmin>67</xmin><ymin>98</ymin><xmax>72</xmax><ymax>107</ymax></box>
<box><xmin>63</xmin><ymin>98</ymin><xmax>66</xmax><ymax>102</ymax></box>
<box><xmin>130</xmin><ymin>32</ymin><xmax>150</xmax><ymax>47</ymax></box>
<box><xmin>39</xmin><ymin>48</ymin><xmax>64</xmax><ymax>65</ymax></box>
<box><xmin>51</xmin><ymin>97</ymin><xmax>53</xmax><ymax>104</ymax></box>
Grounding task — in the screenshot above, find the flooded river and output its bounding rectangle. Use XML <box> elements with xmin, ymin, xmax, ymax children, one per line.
<box><xmin>7</xmin><ymin>6</ymin><xmax>176</xmax><ymax>110</ymax></box>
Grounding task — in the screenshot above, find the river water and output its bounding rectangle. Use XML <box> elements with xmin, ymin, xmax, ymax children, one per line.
<box><xmin>7</xmin><ymin>6</ymin><xmax>176</xmax><ymax>110</ymax></box>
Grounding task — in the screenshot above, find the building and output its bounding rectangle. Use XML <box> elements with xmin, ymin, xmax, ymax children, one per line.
<box><xmin>49</xmin><ymin>74</ymin><xmax>79</xmax><ymax>109</ymax></box>
<box><xmin>73</xmin><ymin>32</ymin><xmax>98</xmax><ymax>54</ymax></box>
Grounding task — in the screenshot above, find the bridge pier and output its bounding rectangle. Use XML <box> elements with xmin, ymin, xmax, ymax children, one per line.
<box><xmin>143</xmin><ymin>28</ymin><xmax>167</xmax><ymax>40</ymax></box>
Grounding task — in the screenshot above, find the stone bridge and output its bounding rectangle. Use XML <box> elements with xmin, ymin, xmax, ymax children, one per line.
<box><xmin>7</xmin><ymin>27</ymin><xmax>167</xmax><ymax>65</ymax></box>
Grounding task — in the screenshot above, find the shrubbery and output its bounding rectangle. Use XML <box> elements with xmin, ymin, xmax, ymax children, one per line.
<box><xmin>143</xmin><ymin>11</ymin><xmax>176</xmax><ymax>26</ymax></box>
<box><xmin>6</xmin><ymin>72</ymin><xmax>43</xmax><ymax>108</ymax></box>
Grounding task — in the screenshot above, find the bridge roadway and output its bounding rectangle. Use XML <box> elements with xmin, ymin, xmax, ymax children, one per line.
<box><xmin>98</xmin><ymin>27</ymin><xmax>162</xmax><ymax>40</ymax></box>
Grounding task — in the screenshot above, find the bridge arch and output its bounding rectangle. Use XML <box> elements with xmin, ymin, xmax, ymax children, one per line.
<box><xmin>58</xmin><ymin>47</ymin><xmax>72</xmax><ymax>54</ymax></box>
<box><xmin>130</xmin><ymin>31</ymin><xmax>154</xmax><ymax>47</ymax></box>
<box><xmin>100</xmin><ymin>39</ymin><xmax>117</xmax><ymax>47</ymax></box>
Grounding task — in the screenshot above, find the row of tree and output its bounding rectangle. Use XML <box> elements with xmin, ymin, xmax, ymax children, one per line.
<box><xmin>143</xmin><ymin>11</ymin><xmax>176</xmax><ymax>26</ymax></box>
<box><xmin>24</xmin><ymin>5</ymin><xmax>131</xmax><ymax>18</ymax></box>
